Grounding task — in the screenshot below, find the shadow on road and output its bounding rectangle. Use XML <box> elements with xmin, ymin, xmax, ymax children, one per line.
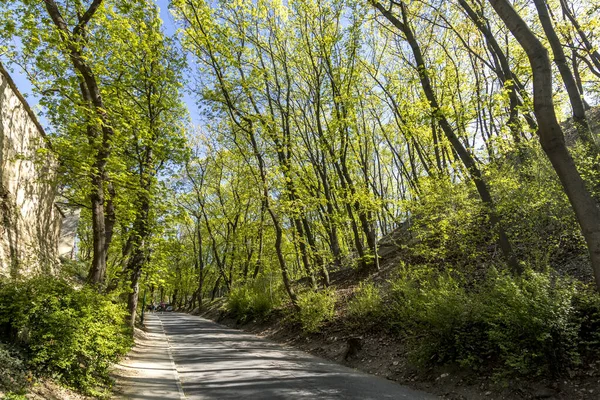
<box><xmin>159</xmin><ymin>313</ymin><xmax>438</xmax><ymax>400</ymax></box>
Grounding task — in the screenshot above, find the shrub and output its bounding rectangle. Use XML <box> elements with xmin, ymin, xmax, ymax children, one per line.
<box><xmin>0</xmin><ymin>277</ymin><xmax>132</xmax><ymax>393</ymax></box>
<box><xmin>405</xmin><ymin>177</ymin><xmax>490</xmax><ymax>268</ymax></box>
<box><xmin>0</xmin><ymin>344</ymin><xmax>28</xmax><ymax>395</ymax></box>
<box><xmin>403</xmin><ymin>146</ymin><xmax>590</xmax><ymax>272</ymax></box>
<box><xmin>485</xmin><ymin>147</ymin><xmax>586</xmax><ymax>269</ymax></box>
<box><xmin>227</xmin><ymin>286</ymin><xmax>253</xmax><ymax>320</ymax></box>
<box><xmin>297</xmin><ymin>289</ymin><xmax>336</xmax><ymax>333</ymax></box>
<box><xmin>347</xmin><ymin>281</ymin><xmax>382</xmax><ymax>326</ymax></box>
<box><xmin>480</xmin><ymin>270</ymin><xmax>579</xmax><ymax>376</ymax></box>
<box><xmin>388</xmin><ymin>265</ymin><xmax>479</xmax><ymax>367</ymax></box>
<box><xmin>252</xmin><ymin>287</ymin><xmax>278</xmax><ymax>319</ymax></box>
<box><xmin>571</xmin><ymin>284</ymin><xmax>600</xmax><ymax>358</ymax></box>
<box><xmin>226</xmin><ymin>278</ymin><xmax>283</xmax><ymax>322</ymax></box>
<box><xmin>387</xmin><ymin>266</ymin><xmax>584</xmax><ymax>376</ymax></box>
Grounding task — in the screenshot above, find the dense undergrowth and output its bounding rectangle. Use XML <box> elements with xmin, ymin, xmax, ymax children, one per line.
<box><xmin>219</xmin><ymin>142</ymin><xmax>600</xmax><ymax>380</ymax></box>
<box><xmin>224</xmin><ymin>267</ymin><xmax>600</xmax><ymax>379</ymax></box>
<box><xmin>356</xmin><ymin>267</ymin><xmax>600</xmax><ymax>377</ymax></box>
<box><xmin>227</xmin><ymin>277</ymin><xmax>285</xmax><ymax>323</ymax></box>
<box><xmin>0</xmin><ymin>276</ymin><xmax>132</xmax><ymax>397</ymax></box>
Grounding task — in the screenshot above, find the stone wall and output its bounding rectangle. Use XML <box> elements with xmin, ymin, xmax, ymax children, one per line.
<box><xmin>0</xmin><ymin>63</ymin><xmax>62</xmax><ymax>278</ymax></box>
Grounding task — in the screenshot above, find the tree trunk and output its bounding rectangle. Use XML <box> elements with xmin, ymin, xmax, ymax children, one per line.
<box><xmin>211</xmin><ymin>275</ymin><xmax>221</xmax><ymax>301</ymax></box>
<box><xmin>44</xmin><ymin>0</ymin><xmax>114</xmax><ymax>286</ymax></box>
<box><xmin>172</xmin><ymin>288</ymin><xmax>178</xmax><ymax>312</ymax></box>
<box><xmin>532</xmin><ymin>0</ymin><xmax>595</xmax><ymax>148</ymax></box>
<box><xmin>196</xmin><ymin>219</ymin><xmax>205</xmax><ymax>308</ymax></box>
<box><xmin>126</xmin><ymin>250</ymin><xmax>144</xmax><ymax>330</ymax></box>
<box><xmin>88</xmin><ymin>175</ymin><xmax>107</xmax><ymax>284</ymax></box>
<box><xmin>488</xmin><ymin>0</ymin><xmax>600</xmax><ymax>289</ymax></box>
<box><xmin>252</xmin><ymin>201</ymin><xmax>266</xmax><ymax>280</ymax></box>
<box><xmin>270</xmin><ymin>209</ymin><xmax>298</xmax><ymax>304</ymax></box>
<box><xmin>372</xmin><ymin>0</ymin><xmax>520</xmax><ymax>273</ymax></box>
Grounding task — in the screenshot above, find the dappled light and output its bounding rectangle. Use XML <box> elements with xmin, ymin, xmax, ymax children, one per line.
<box><xmin>1</xmin><ymin>0</ymin><xmax>600</xmax><ymax>399</ymax></box>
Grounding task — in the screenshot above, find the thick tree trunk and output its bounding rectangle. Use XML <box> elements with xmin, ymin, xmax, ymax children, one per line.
<box><xmin>88</xmin><ymin>175</ymin><xmax>107</xmax><ymax>284</ymax></box>
<box><xmin>126</xmin><ymin>260</ymin><xmax>143</xmax><ymax>330</ymax></box>
<box><xmin>488</xmin><ymin>0</ymin><xmax>600</xmax><ymax>289</ymax></box>
<box><xmin>44</xmin><ymin>0</ymin><xmax>115</xmax><ymax>286</ymax></box>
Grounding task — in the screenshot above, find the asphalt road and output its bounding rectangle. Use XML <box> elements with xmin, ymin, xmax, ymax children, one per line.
<box><xmin>155</xmin><ymin>312</ymin><xmax>438</xmax><ymax>400</ymax></box>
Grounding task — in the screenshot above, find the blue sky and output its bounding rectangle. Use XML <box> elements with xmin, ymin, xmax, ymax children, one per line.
<box><xmin>6</xmin><ymin>0</ymin><xmax>202</xmax><ymax>130</ymax></box>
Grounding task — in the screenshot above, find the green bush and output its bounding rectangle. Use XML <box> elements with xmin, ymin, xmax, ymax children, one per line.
<box><xmin>405</xmin><ymin>177</ymin><xmax>489</xmax><ymax>267</ymax></box>
<box><xmin>0</xmin><ymin>277</ymin><xmax>132</xmax><ymax>393</ymax></box>
<box><xmin>572</xmin><ymin>284</ymin><xmax>600</xmax><ymax>358</ymax></box>
<box><xmin>252</xmin><ymin>287</ymin><xmax>278</xmax><ymax>318</ymax></box>
<box><xmin>0</xmin><ymin>344</ymin><xmax>28</xmax><ymax>395</ymax></box>
<box><xmin>226</xmin><ymin>278</ymin><xmax>282</xmax><ymax>322</ymax></box>
<box><xmin>227</xmin><ymin>286</ymin><xmax>253</xmax><ymax>320</ymax></box>
<box><xmin>485</xmin><ymin>147</ymin><xmax>586</xmax><ymax>268</ymax></box>
<box><xmin>403</xmin><ymin>145</ymin><xmax>590</xmax><ymax>272</ymax></box>
<box><xmin>297</xmin><ymin>289</ymin><xmax>336</xmax><ymax>333</ymax></box>
<box><xmin>387</xmin><ymin>266</ymin><xmax>586</xmax><ymax>376</ymax></box>
<box><xmin>347</xmin><ymin>281</ymin><xmax>382</xmax><ymax>326</ymax></box>
<box><xmin>388</xmin><ymin>265</ymin><xmax>479</xmax><ymax>367</ymax></box>
<box><xmin>480</xmin><ymin>270</ymin><xmax>579</xmax><ymax>376</ymax></box>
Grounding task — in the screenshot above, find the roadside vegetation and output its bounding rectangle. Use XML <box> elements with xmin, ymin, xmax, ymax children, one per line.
<box><xmin>1</xmin><ymin>0</ymin><xmax>600</xmax><ymax>398</ymax></box>
<box><xmin>0</xmin><ymin>277</ymin><xmax>132</xmax><ymax>398</ymax></box>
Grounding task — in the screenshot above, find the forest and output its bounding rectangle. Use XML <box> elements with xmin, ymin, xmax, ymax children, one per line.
<box><xmin>1</xmin><ymin>0</ymin><xmax>600</xmax><ymax>398</ymax></box>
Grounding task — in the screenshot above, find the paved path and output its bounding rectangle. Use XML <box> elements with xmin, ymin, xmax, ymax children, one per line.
<box><xmin>114</xmin><ymin>312</ymin><xmax>438</xmax><ymax>399</ymax></box>
<box><xmin>112</xmin><ymin>314</ymin><xmax>185</xmax><ymax>399</ymax></box>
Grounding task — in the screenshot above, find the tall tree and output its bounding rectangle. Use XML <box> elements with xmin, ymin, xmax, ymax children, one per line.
<box><xmin>487</xmin><ymin>0</ymin><xmax>600</xmax><ymax>289</ymax></box>
<box><xmin>371</xmin><ymin>0</ymin><xmax>520</xmax><ymax>273</ymax></box>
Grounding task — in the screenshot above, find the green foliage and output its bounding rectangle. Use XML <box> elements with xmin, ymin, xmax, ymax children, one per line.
<box><xmin>347</xmin><ymin>281</ymin><xmax>383</xmax><ymax>326</ymax></box>
<box><xmin>58</xmin><ymin>259</ymin><xmax>90</xmax><ymax>282</ymax></box>
<box><xmin>227</xmin><ymin>287</ymin><xmax>253</xmax><ymax>320</ymax></box>
<box><xmin>0</xmin><ymin>344</ymin><xmax>28</xmax><ymax>395</ymax></box>
<box><xmin>0</xmin><ymin>277</ymin><xmax>132</xmax><ymax>393</ymax></box>
<box><xmin>226</xmin><ymin>278</ymin><xmax>283</xmax><ymax>322</ymax></box>
<box><xmin>387</xmin><ymin>266</ymin><xmax>592</xmax><ymax>377</ymax></box>
<box><xmin>401</xmin><ymin>144</ymin><xmax>591</xmax><ymax>273</ymax></box>
<box><xmin>572</xmin><ymin>285</ymin><xmax>600</xmax><ymax>358</ymax></box>
<box><xmin>388</xmin><ymin>266</ymin><xmax>477</xmax><ymax>366</ymax></box>
<box><xmin>297</xmin><ymin>289</ymin><xmax>337</xmax><ymax>333</ymax></box>
<box><xmin>486</xmin><ymin>144</ymin><xmax>586</xmax><ymax>267</ymax></box>
<box><xmin>406</xmin><ymin>178</ymin><xmax>489</xmax><ymax>267</ymax></box>
<box><xmin>481</xmin><ymin>270</ymin><xmax>579</xmax><ymax>376</ymax></box>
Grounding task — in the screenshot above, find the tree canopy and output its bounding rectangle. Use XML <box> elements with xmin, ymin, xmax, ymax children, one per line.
<box><xmin>1</xmin><ymin>0</ymin><xmax>600</xmax><ymax>380</ymax></box>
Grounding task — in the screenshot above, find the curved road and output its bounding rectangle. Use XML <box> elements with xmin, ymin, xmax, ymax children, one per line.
<box><xmin>115</xmin><ymin>313</ymin><xmax>438</xmax><ymax>399</ymax></box>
